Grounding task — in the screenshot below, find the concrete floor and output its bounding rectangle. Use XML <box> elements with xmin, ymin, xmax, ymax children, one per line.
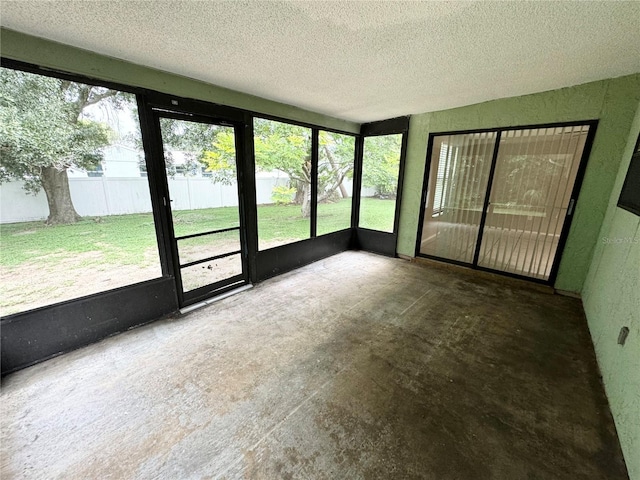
<box><xmin>0</xmin><ymin>252</ymin><xmax>628</xmax><ymax>479</ymax></box>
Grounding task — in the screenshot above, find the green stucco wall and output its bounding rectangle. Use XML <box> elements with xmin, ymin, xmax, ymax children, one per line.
<box><xmin>0</xmin><ymin>29</ymin><xmax>359</xmax><ymax>134</ymax></box>
<box><xmin>398</xmin><ymin>74</ymin><xmax>640</xmax><ymax>292</ymax></box>
<box><xmin>582</xmin><ymin>102</ymin><xmax>640</xmax><ymax>480</ymax></box>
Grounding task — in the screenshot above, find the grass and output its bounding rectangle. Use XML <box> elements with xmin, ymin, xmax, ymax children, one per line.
<box><xmin>0</xmin><ymin>198</ymin><xmax>396</xmax><ymax>269</ymax></box>
<box><xmin>0</xmin><ymin>213</ymin><xmax>159</xmax><ymax>268</ymax></box>
<box><xmin>0</xmin><ymin>198</ymin><xmax>395</xmax><ymax>315</ymax></box>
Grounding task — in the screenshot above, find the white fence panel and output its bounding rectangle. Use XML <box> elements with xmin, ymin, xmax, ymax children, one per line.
<box><xmin>69</xmin><ymin>178</ymin><xmax>110</xmax><ymax>217</ymax></box>
<box><xmin>1</xmin><ymin>175</ymin><xmax>291</xmax><ymax>223</ymax></box>
<box><xmin>0</xmin><ymin>181</ymin><xmax>50</xmax><ymax>223</ymax></box>
<box><xmin>167</xmin><ymin>178</ymin><xmax>240</xmax><ymax>211</ymax></box>
<box><xmin>103</xmin><ymin>178</ymin><xmax>154</xmax><ymax>214</ymax></box>
<box><xmin>256</xmin><ymin>176</ymin><xmax>289</xmax><ymax>205</ymax></box>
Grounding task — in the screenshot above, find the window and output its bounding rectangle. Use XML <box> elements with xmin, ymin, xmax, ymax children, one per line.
<box><xmin>358</xmin><ymin>134</ymin><xmax>403</xmax><ymax>232</ymax></box>
<box><xmin>0</xmin><ymin>67</ymin><xmax>161</xmax><ymax>315</ymax></box>
<box><xmin>316</xmin><ymin>131</ymin><xmax>355</xmax><ymax>235</ymax></box>
<box><xmin>618</xmin><ymin>133</ymin><xmax>640</xmax><ymax>216</ymax></box>
<box><xmin>432</xmin><ymin>143</ymin><xmax>457</xmax><ymax>217</ymax></box>
<box><xmin>87</xmin><ymin>163</ymin><xmax>104</xmax><ymax>177</ymax></box>
<box><xmin>253</xmin><ymin>118</ymin><xmax>312</xmax><ymax>250</ymax></box>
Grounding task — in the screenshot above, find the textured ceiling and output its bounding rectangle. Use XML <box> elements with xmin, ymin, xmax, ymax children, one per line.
<box><xmin>2</xmin><ymin>1</ymin><xmax>640</xmax><ymax>123</ymax></box>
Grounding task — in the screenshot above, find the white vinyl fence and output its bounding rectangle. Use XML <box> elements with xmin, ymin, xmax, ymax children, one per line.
<box><xmin>1</xmin><ymin>176</ymin><xmax>292</xmax><ymax>224</ymax></box>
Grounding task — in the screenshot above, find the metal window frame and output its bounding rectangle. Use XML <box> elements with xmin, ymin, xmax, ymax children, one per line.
<box><xmin>0</xmin><ymin>57</ymin><xmax>402</xmax><ymax>375</ymax></box>
<box><xmin>617</xmin><ymin>133</ymin><xmax>640</xmax><ymax>217</ymax></box>
<box><xmin>0</xmin><ymin>57</ymin><xmax>362</xmax><ymax>318</ymax></box>
<box><xmin>352</xmin><ymin>117</ymin><xmax>410</xmax><ymax>257</ymax></box>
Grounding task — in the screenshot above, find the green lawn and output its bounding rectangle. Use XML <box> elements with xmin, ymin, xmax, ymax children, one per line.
<box><xmin>0</xmin><ymin>197</ymin><xmax>395</xmax><ymax>315</ymax></box>
<box><xmin>0</xmin><ymin>198</ymin><xmax>396</xmax><ymax>268</ymax></box>
<box><xmin>0</xmin><ymin>212</ymin><xmax>159</xmax><ymax>268</ymax></box>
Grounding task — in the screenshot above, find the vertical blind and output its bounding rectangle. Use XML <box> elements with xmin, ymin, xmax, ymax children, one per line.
<box><xmin>420</xmin><ymin>132</ymin><xmax>496</xmax><ymax>264</ymax></box>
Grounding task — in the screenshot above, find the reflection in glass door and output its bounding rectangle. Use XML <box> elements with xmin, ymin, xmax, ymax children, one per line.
<box><xmin>158</xmin><ymin>116</ymin><xmax>246</xmax><ymax>303</ymax></box>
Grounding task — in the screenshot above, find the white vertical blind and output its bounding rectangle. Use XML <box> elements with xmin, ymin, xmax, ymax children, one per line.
<box><xmin>420</xmin><ymin>132</ymin><xmax>496</xmax><ymax>263</ymax></box>
<box><xmin>477</xmin><ymin>125</ymin><xmax>589</xmax><ymax>280</ymax></box>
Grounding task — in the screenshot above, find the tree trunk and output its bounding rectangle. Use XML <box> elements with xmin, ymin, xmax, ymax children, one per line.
<box><xmin>300</xmin><ymin>181</ymin><xmax>311</xmax><ymax>218</ymax></box>
<box><xmin>323</xmin><ymin>145</ymin><xmax>349</xmax><ymax>198</ymax></box>
<box><xmin>337</xmin><ymin>180</ymin><xmax>348</xmax><ymax>199</ymax></box>
<box><xmin>41</xmin><ymin>166</ymin><xmax>82</xmax><ymax>224</ymax></box>
<box><xmin>293</xmin><ymin>180</ymin><xmax>306</xmax><ymax>205</ymax></box>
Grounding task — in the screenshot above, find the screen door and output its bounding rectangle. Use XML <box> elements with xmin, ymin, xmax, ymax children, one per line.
<box><xmin>157</xmin><ymin>113</ymin><xmax>247</xmax><ymax>305</ymax></box>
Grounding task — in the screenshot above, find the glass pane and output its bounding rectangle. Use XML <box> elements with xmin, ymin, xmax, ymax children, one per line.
<box><xmin>0</xmin><ymin>67</ymin><xmax>161</xmax><ymax>316</ymax></box>
<box><xmin>317</xmin><ymin>131</ymin><xmax>355</xmax><ymax>235</ymax></box>
<box><xmin>419</xmin><ymin>132</ymin><xmax>497</xmax><ymax>263</ymax></box>
<box><xmin>478</xmin><ymin>126</ymin><xmax>589</xmax><ymax>280</ymax></box>
<box><xmin>160</xmin><ymin>119</ymin><xmax>240</xmax><ymax>238</ymax></box>
<box><xmin>180</xmin><ymin>254</ymin><xmax>243</xmax><ymax>292</ymax></box>
<box><xmin>254</xmin><ymin>118</ymin><xmax>311</xmax><ymax>250</ymax></box>
<box><xmin>359</xmin><ymin>134</ymin><xmax>402</xmax><ymax>232</ymax></box>
<box><xmin>177</xmin><ymin>229</ymin><xmax>241</xmax><ymax>266</ymax></box>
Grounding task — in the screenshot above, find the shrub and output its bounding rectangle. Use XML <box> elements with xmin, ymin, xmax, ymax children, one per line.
<box><xmin>271</xmin><ymin>185</ymin><xmax>297</xmax><ymax>205</ymax></box>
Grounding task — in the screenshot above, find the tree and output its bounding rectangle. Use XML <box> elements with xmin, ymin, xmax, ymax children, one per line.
<box><xmin>318</xmin><ymin>131</ymin><xmax>354</xmax><ymax>202</ymax></box>
<box><xmin>0</xmin><ymin>68</ymin><xmax>122</xmax><ymax>224</ymax></box>
<box><xmin>160</xmin><ymin>119</ymin><xmax>400</xmax><ymax>219</ymax></box>
<box><xmin>201</xmin><ymin>120</ymin><xmax>357</xmax><ymax>218</ymax></box>
<box><xmin>253</xmin><ymin>119</ymin><xmax>314</xmax><ymax>216</ymax></box>
<box><xmin>361</xmin><ymin>134</ymin><xmax>402</xmax><ymax>197</ymax></box>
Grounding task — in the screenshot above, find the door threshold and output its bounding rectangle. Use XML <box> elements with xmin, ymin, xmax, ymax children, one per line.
<box><xmin>408</xmin><ymin>255</ymin><xmax>555</xmax><ymax>294</ymax></box>
<box><xmin>179</xmin><ymin>284</ymin><xmax>253</xmax><ymax>315</ymax></box>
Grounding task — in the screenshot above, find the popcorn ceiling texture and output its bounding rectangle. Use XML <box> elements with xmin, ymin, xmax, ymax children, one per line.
<box><xmin>1</xmin><ymin>1</ymin><xmax>640</xmax><ymax>123</ymax></box>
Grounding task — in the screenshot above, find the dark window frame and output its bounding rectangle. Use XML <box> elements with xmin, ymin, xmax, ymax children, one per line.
<box><xmin>617</xmin><ymin>133</ymin><xmax>640</xmax><ymax>217</ymax></box>
<box><xmin>0</xmin><ymin>57</ymin><xmax>170</xmax><ymax>308</ymax></box>
<box><xmin>0</xmin><ymin>55</ymin><xmax>398</xmax><ymax>375</ymax></box>
<box><xmin>351</xmin><ymin>117</ymin><xmax>410</xmax><ymax>257</ymax></box>
<box><xmin>0</xmin><ymin>57</ymin><xmax>360</xmax><ymax>318</ymax></box>
<box><xmin>252</xmin><ymin>116</ymin><xmax>359</xmax><ymax>252</ymax></box>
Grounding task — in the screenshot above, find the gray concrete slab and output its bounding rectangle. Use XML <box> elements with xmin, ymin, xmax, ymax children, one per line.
<box><xmin>0</xmin><ymin>251</ymin><xmax>628</xmax><ymax>479</ymax></box>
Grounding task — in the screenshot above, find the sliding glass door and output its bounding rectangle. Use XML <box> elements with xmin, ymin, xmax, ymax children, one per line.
<box><xmin>477</xmin><ymin>125</ymin><xmax>589</xmax><ymax>279</ymax></box>
<box><xmin>418</xmin><ymin>132</ymin><xmax>496</xmax><ymax>263</ymax></box>
<box><xmin>417</xmin><ymin>122</ymin><xmax>595</xmax><ymax>283</ymax></box>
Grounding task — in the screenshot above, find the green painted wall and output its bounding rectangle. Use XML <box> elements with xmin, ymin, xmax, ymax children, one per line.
<box><xmin>582</xmin><ymin>102</ymin><xmax>640</xmax><ymax>480</ymax></box>
<box><xmin>0</xmin><ymin>29</ymin><xmax>359</xmax><ymax>134</ymax></box>
<box><xmin>398</xmin><ymin>74</ymin><xmax>640</xmax><ymax>292</ymax></box>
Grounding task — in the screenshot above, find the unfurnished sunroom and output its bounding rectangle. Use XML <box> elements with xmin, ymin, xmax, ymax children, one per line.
<box><xmin>1</xmin><ymin>1</ymin><xmax>639</xmax><ymax>479</ymax></box>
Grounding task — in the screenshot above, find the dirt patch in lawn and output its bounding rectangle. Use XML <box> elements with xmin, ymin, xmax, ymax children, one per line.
<box><xmin>1</xmin><ymin>237</ymin><xmax>308</xmax><ymax>316</ymax></box>
<box><xmin>0</xmin><ymin>250</ymin><xmax>161</xmax><ymax>316</ymax></box>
